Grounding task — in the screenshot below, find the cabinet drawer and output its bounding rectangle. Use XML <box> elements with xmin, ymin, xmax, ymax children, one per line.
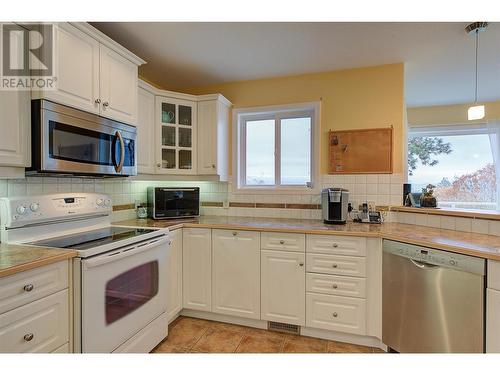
<box><xmin>0</xmin><ymin>261</ymin><xmax>68</xmax><ymax>314</ymax></box>
<box><xmin>306</xmin><ymin>235</ymin><xmax>366</xmax><ymax>256</ymax></box>
<box><xmin>306</xmin><ymin>253</ymin><xmax>366</xmax><ymax>277</ymax></box>
<box><xmin>306</xmin><ymin>273</ymin><xmax>366</xmax><ymax>298</ymax></box>
<box><xmin>306</xmin><ymin>292</ymin><xmax>366</xmax><ymax>335</ymax></box>
<box><xmin>0</xmin><ymin>289</ymin><xmax>69</xmax><ymax>353</ymax></box>
<box><xmin>261</xmin><ymin>232</ymin><xmax>305</xmax><ymax>252</ymax></box>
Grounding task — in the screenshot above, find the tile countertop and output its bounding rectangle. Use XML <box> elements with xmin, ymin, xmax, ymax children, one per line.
<box><xmin>116</xmin><ymin>216</ymin><xmax>500</xmax><ymax>261</ymax></box>
<box><xmin>0</xmin><ymin>243</ymin><xmax>77</xmax><ymax>278</ymax></box>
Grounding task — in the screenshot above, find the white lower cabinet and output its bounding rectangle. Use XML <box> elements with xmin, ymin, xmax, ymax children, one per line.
<box><xmin>0</xmin><ymin>289</ymin><xmax>69</xmax><ymax>353</ymax></box>
<box><xmin>211</xmin><ymin>230</ymin><xmax>261</xmax><ymax>319</ymax></box>
<box><xmin>487</xmin><ymin>288</ymin><xmax>500</xmax><ymax>352</ymax></box>
<box><xmin>306</xmin><ymin>292</ymin><xmax>366</xmax><ymax>335</ymax></box>
<box><xmin>166</xmin><ymin>229</ymin><xmax>183</xmax><ymax>322</ymax></box>
<box><xmin>183</xmin><ymin>228</ymin><xmax>212</xmax><ymax>312</ymax></box>
<box><xmin>261</xmin><ymin>250</ymin><xmax>305</xmax><ymax>325</ymax></box>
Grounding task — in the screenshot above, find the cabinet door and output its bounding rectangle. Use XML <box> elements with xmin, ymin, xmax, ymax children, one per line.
<box><xmin>487</xmin><ymin>288</ymin><xmax>500</xmax><ymax>352</ymax></box>
<box><xmin>166</xmin><ymin>229</ymin><xmax>183</xmax><ymax>323</ymax></box>
<box><xmin>197</xmin><ymin>99</ymin><xmax>229</xmax><ymax>179</ymax></box>
<box><xmin>99</xmin><ymin>44</ymin><xmax>138</xmax><ymax>125</ymax></box>
<box><xmin>212</xmin><ymin>230</ymin><xmax>261</xmax><ymax>319</ymax></box>
<box><xmin>261</xmin><ymin>250</ymin><xmax>305</xmax><ymax>325</ymax></box>
<box><xmin>182</xmin><ymin>228</ymin><xmax>211</xmax><ymax>311</ymax></box>
<box><xmin>197</xmin><ymin>100</ymin><xmax>217</xmax><ymax>175</ymax></box>
<box><xmin>137</xmin><ymin>86</ymin><xmax>155</xmax><ymax>174</ymax></box>
<box><xmin>37</xmin><ymin>23</ymin><xmax>100</xmax><ymax>114</ymax></box>
<box><xmin>0</xmin><ymin>90</ymin><xmax>30</xmax><ymax>168</ymax></box>
<box><xmin>155</xmin><ymin>96</ymin><xmax>197</xmax><ymax>175</ymax></box>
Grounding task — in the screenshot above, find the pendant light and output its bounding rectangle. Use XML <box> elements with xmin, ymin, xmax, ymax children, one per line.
<box><xmin>466</xmin><ymin>22</ymin><xmax>488</xmax><ymax>120</ymax></box>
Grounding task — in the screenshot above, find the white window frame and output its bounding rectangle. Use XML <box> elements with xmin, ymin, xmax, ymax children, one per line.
<box><xmin>233</xmin><ymin>102</ymin><xmax>321</xmax><ymax>194</ymax></box>
<box><xmin>407</xmin><ymin>122</ymin><xmax>497</xmax><ymax>210</ymax></box>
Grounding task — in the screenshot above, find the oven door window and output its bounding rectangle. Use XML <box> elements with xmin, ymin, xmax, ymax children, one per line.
<box><xmin>48</xmin><ymin>121</ymin><xmax>135</xmax><ymax>167</ymax></box>
<box><xmin>105</xmin><ymin>261</ymin><xmax>159</xmax><ymax>325</ymax></box>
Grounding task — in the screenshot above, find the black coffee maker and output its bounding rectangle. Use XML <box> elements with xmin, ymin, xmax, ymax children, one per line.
<box><xmin>321</xmin><ymin>188</ymin><xmax>349</xmax><ymax>224</ymax></box>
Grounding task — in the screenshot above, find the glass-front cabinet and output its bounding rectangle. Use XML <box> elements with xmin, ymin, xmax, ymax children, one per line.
<box><xmin>155</xmin><ymin>96</ymin><xmax>197</xmax><ymax>174</ymax></box>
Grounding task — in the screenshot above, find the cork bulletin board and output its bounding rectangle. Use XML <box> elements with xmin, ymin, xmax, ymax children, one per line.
<box><xmin>328</xmin><ymin>127</ymin><xmax>393</xmax><ymax>174</ymax></box>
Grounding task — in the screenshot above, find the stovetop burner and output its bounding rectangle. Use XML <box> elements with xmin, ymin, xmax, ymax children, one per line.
<box><xmin>29</xmin><ymin>226</ymin><xmax>157</xmax><ymax>250</ymax></box>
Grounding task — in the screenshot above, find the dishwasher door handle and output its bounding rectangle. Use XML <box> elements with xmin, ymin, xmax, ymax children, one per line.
<box><xmin>410</xmin><ymin>258</ymin><xmax>438</xmax><ymax>269</ymax></box>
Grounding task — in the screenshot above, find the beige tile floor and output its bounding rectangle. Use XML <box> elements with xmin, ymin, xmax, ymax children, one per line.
<box><xmin>152</xmin><ymin>316</ymin><xmax>385</xmax><ymax>353</ymax></box>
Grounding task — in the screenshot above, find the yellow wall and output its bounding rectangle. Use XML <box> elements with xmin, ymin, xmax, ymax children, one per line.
<box><xmin>184</xmin><ymin>63</ymin><xmax>405</xmax><ymax>174</ymax></box>
<box><xmin>407</xmin><ymin>100</ymin><xmax>500</xmax><ymax>126</ymax></box>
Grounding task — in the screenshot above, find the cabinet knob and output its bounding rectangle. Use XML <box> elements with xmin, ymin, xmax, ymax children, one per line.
<box><xmin>94</xmin><ymin>98</ymin><xmax>101</xmax><ymax>104</ymax></box>
<box><xmin>332</xmin><ymin>312</ymin><xmax>338</xmax><ymax>318</ymax></box>
<box><xmin>332</xmin><ymin>243</ymin><xmax>338</xmax><ymax>248</ymax></box>
<box><xmin>332</xmin><ymin>264</ymin><xmax>338</xmax><ymax>268</ymax></box>
<box><xmin>332</xmin><ymin>284</ymin><xmax>338</xmax><ymax>289</ymax></box>
<box><xmin>157</xmin><ymin>163</ymin><xmax>161</xmax><ymax>168</ymax></box>
<box><xmin>212</xmin><ymin>164</ymin><xmax>216</xmax><ymax>169</ymax></box>
<box><xmin>279</xmin><ymin>240</ymin><xmax>285</xmax><ymax>245</ymax></box>
<box><xmin>23</xmin><ymin>284</ymin><xmax>34</xmax><ymax>292</ymax></box>
<box><xmin>103</xmin><ymin>101</ymin><xmax>109</xmax><ymax>108</ymax></box>
<box><xmin>23</xmin><ymin>333</ymin><xmax>34</xmax><ymax>342</ymax></box>
<box><xmin>232</xmin><ymin>232</ymin><xmax>237</xmax><ymax>236</ymax></box>
<box><xmin>299</xmin><ymin>262</ymin><xmax>304</xmax><ymax>267</ymax></box>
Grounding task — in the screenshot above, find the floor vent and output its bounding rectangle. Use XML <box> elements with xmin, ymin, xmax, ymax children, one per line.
<box><xmin>268</xmin><ymin>321</ymin><xmax>300</xmax><ymax>335</ymax></box>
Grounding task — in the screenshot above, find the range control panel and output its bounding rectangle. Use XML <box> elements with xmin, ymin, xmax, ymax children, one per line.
<box><xmin>0</xmin><ymin>193</ymin><xmax>112</xmax><ymax>229</ymax></box>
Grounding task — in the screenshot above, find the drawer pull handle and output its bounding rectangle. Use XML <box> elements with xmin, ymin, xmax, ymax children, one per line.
<box><xmin>332</xmin><ymin>284</ymin><xmax>338</xmax><ymax>289</ymax></box>
<box><xmin>299</xmin><ymin>262</ymin><xmax>304</xmax><ymax>267</ymax></box>
<box><xmin>279</xmin><ymin>240</ymin><xmax>285</xmax><ymax>244</ymax></box>
<box><xmin>332</xmin><ymin>312</ymin><xmax>338</xmax><ymax>318</ymax></box>
<box><xmin>232</xmin><ymin>232</ymin><xmax>237</xmax><ymax>236</ymax></box>
<box><xmin>332</xmin><ymin>243</ymin><xmax>338</xmax><ymax>248</ymax></box>
<box><xmin>23</xmin><ymin>333</ymin><xmax>34</xmax><ymax>342</ymax></box>
<box><xmin>23</xmin><ymin>284</ymin><xmax>34</xmax><ymax>292</ymax></box>
<box><xmin>332</xmin><ymin>264</ymin><xmax>338</xmax><ymax>268</ymax></box>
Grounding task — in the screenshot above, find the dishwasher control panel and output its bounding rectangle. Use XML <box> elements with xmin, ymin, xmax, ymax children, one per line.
<box><xmin>383</xmin><ymin>239</ymin><xmax>485</xmax><ymax>275</ymax></box>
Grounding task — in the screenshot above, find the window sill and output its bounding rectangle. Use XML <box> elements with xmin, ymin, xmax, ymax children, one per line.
<box><xmin>390</xmin><ymin>206</ymin><xmax>500</xmax><ymax>221</ymax></box>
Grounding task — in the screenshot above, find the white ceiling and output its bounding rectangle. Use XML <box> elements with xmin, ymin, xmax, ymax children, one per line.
<box><xmin>91</xmin><ymin>22</ymin><xmax>500</xmax><ymax>107</ymax></box>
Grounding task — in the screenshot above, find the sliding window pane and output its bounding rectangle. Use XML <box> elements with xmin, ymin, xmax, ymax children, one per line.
<box><xmin>281</xmin><ymin>117</ymin><xmax>311</xmax><ymax>185</ymax></box>
<box><xmin>246</xmin><ymin>119</ymin><xmax>275</xmax><ymax>185</ymax></box>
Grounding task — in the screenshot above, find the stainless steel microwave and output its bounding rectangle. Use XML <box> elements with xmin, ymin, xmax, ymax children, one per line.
<box><xmin>147</xmin><ymin>187</ymin><xmax>200</xmax><ymax>219</ymax></box>
<box><xmin>28</xmin><ymin>99</ymin><xmax>137</xmax><ymax>177</ymax></box>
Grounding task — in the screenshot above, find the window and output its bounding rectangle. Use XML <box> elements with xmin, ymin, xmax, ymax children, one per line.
<box><xmin>407</xmin><ymin>123</ymin><xmax>498</xmax><ymax>210</ymax></box>
<box><xmin>234</xmin><ymin>103</ymin><xmax>319</xmax><ymax>191</ymax></box>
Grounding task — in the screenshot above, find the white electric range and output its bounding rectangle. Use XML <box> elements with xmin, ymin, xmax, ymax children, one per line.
<box><xmin>0</xmin><ymin>193</ymin><xmax>171</xmax><ymax>353</ymax></box>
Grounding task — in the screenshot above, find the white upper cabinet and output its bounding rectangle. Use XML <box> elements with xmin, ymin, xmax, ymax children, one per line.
<box><xmin>38</xmin><ymin>23</ymin><xmax>100</xmax><ymax>115</ymax></box>
<box><xmin>155</xmin><ymin>96</ymin><xmax>197</xmax><ymax>175</ymax></box>
<box><xmin>137</xmin><ymin>84</ymin><xmax>156</xmax><ymax>174</ymax></box>
<box><xmin>197</xmin><ymin>96</ymin><xmax>231</xmax><ymax>180</ymax></box>
<box><xmin>0</xmin><ymin>90</ymin><xmax>31</xmax><ymax>173</ymax></box>
<box><xmin>99</xmin><ymin>44</ymin><xmax>138</xmax><ymax>124</ymax></box>
<box><xmin>32</xmin><ymin>23</ymin><xmax>144</xmax><ymax>125</ymax></box>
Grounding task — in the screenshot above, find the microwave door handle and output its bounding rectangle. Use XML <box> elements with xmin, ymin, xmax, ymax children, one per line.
<box><xmin>114</xmin><ymin>131</ymin><xmax>125</xmax><ymax>173</ymax></box>
<box><xmin>82</xmin><ymin>236</ymin><xmax>171</xmax><ymax>269</ymax></box>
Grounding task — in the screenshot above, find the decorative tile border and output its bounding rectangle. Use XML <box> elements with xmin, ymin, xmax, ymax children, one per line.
<box><xmin>112</xmin><ymin>203</ymin><xmax>135</xmax><ymax>211</ymax></box>
<box><xmin>201</xmin><ymin>201</ymin><xmax>224</xmax><ymax>207</ymax></box>
<box><xmin>229</xmin><ymin>202</ymin><xmax>320</xmax><ymax>210</ymax></box>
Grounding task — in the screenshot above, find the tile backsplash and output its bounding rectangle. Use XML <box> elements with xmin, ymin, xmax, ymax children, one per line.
<box><xmin>0</xmin><ymin>173</ymin><xmax>405</xmax><ymax>222</ymax></box>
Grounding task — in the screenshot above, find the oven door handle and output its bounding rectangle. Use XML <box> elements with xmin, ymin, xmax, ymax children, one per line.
<box><xmin>82</xmin><ymin>236</ymin><xmax>171</xmax><ymax>269</ymax></box>
<box><xmin>114</xmin><ymin>131</ymin><xmax>125</xmax><ymax>173</ymax></box>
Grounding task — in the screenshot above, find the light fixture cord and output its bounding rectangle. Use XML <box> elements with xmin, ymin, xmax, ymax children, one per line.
<box><xmin>474</xmin><ymin>29</ymin><xmax>479</xmax><ymax>103</ymax></box>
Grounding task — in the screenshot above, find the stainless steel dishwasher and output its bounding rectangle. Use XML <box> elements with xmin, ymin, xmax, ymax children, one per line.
<box><xmin>382</xmin><ymin>239</ymin><xmax>485</xmax><ymax>353</ymax></box>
